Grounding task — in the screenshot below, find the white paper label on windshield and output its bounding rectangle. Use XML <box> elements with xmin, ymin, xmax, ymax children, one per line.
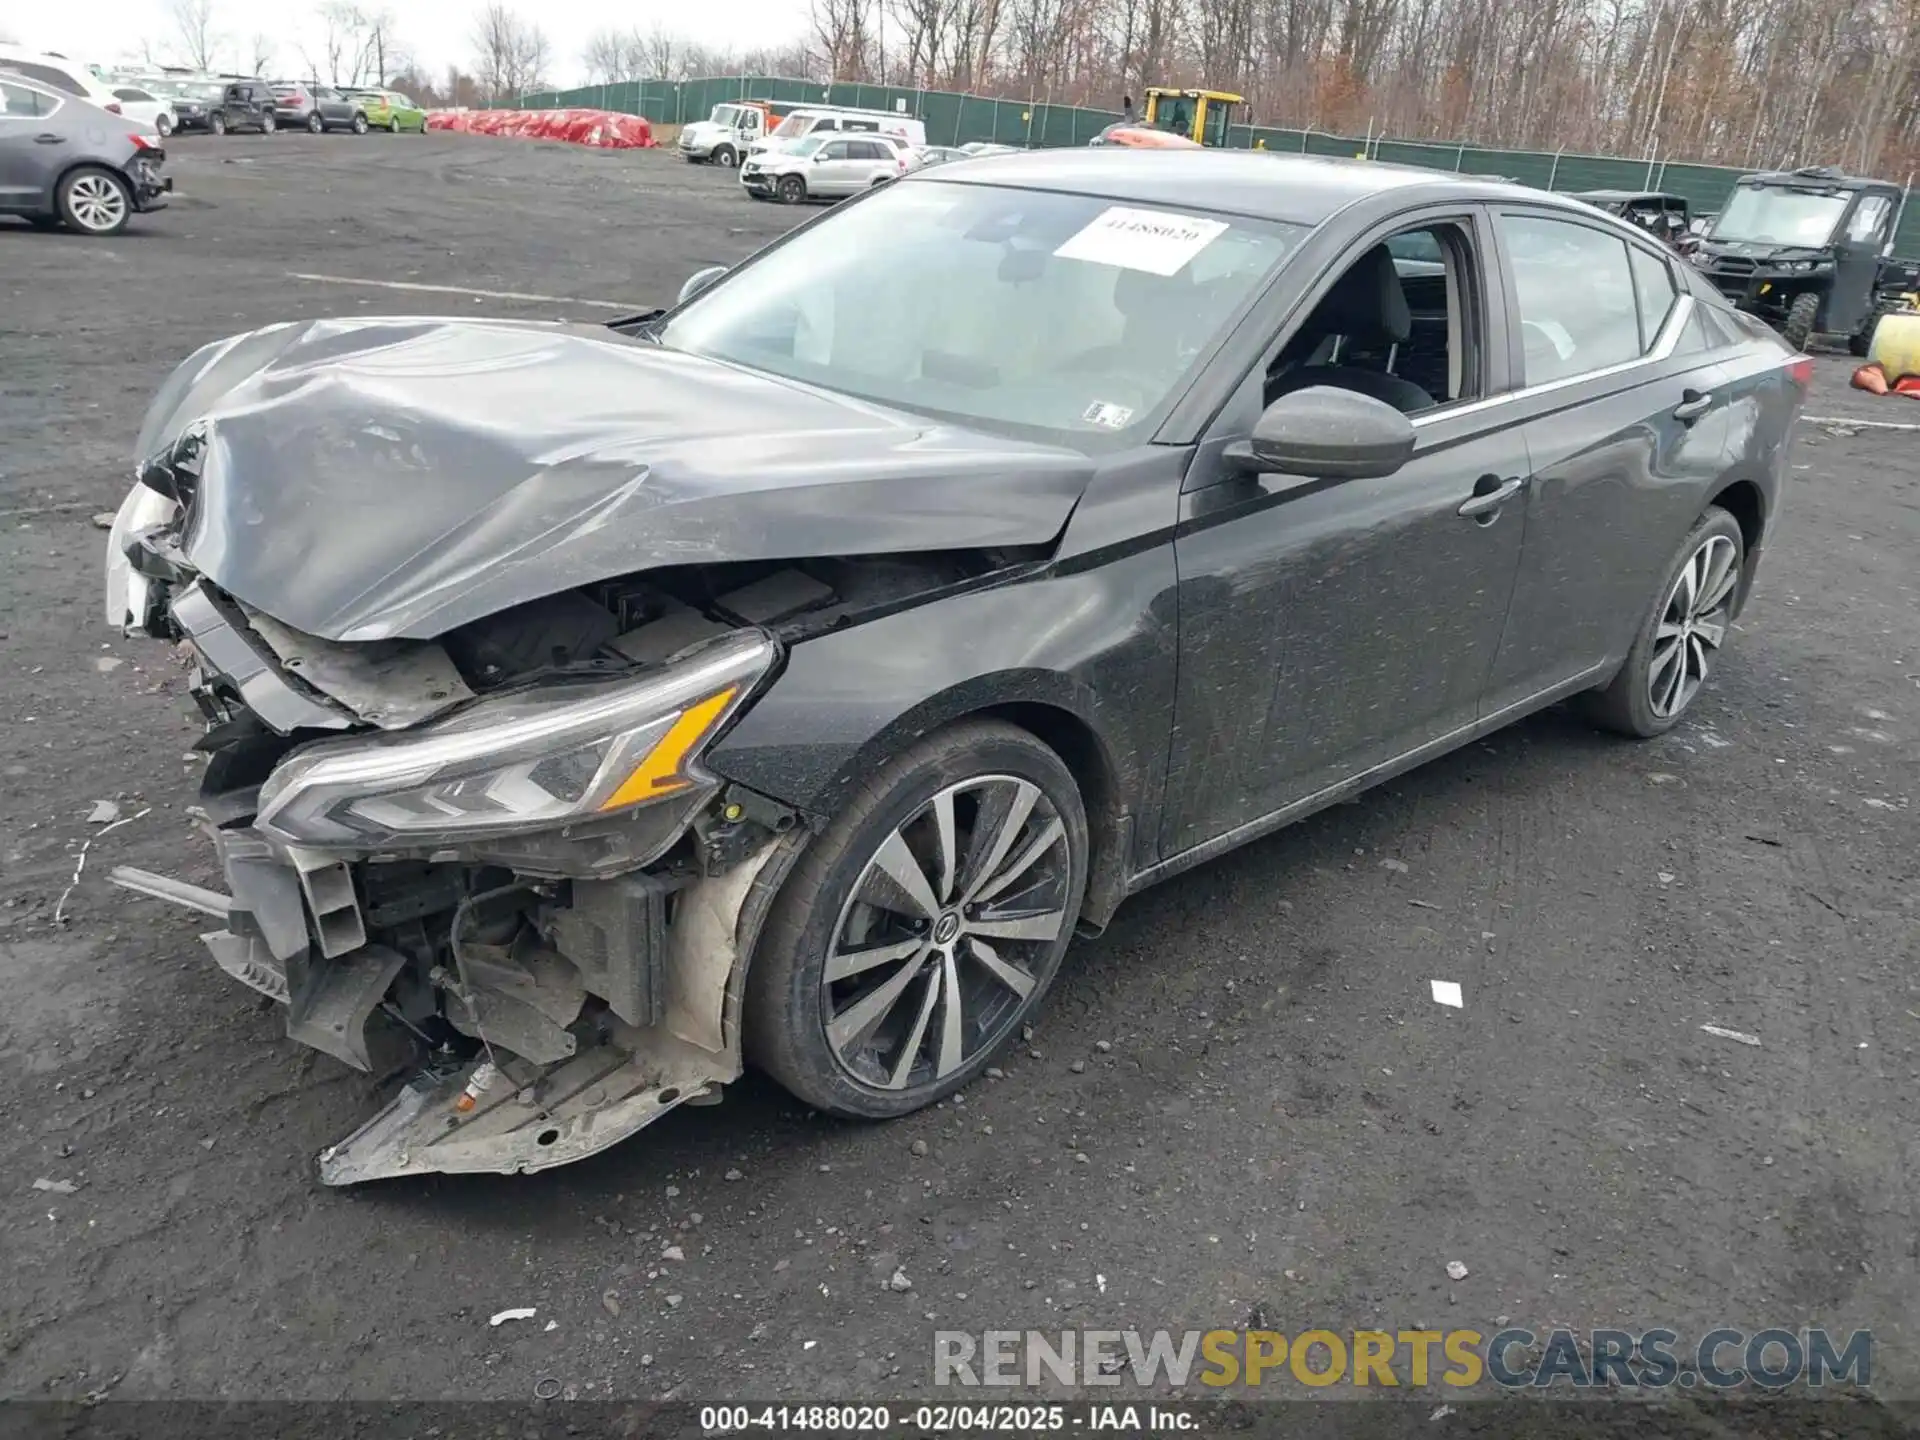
<box><xmin>1082</xmin><ymin>400</ymin><xmax>1135</xmax><ymax>429</ymax></box>
<box><xmin>1053</xmin><ymin>207</ymin><xmax>1229</xmax><ymax>276</ymax></box>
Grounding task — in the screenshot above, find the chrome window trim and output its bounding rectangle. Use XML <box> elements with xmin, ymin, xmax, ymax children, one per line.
<box><xmin>1413</xmin><ymin>294</ymin><xmax>1695</xmax><ymax>428</ymax></box>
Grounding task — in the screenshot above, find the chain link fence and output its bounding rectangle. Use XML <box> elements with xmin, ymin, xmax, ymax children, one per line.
<box><xmin>499</xmin><ymin>75</ymin><xmax>1920</xmax><ymax>257</ymax></box>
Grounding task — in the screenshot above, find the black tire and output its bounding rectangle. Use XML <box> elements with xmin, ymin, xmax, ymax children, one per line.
<box><xmin>351</xmin><ymin>112</ymin><xmax>368</xmax><ymax>135</ymax></box>
<box><xmin>260</xmin><ymin>111</ymin><xmax>275</xmax><ymax>134</ymax></box>
<box><xmin>1781</xmin><ymin>291</ymin><xmax>1819</xmax><ymax>351</ymax></box>
<box><xmin>55</xmin><ymin>166</ymin><xmax>133</xmax><ymax>236</ymax></box>
<box><xmin>1848</xmin><ymin>306</ymin><xmax>1887</xmax><ymax>358</ymax></box>
<box><xmin>1580</xmin><ymin>505</ymin><xmax>1745</xmax><ymax>738</ymax></box>
<box><xmin>776</xmin><ymin>173</ymin><xmax>806</xmax><ymax>204</ymax></box>
<box><xmin>307</xmin><ymin>111</ymin><xmax>325</xmax><ymax>134</ymax></box>
<box><xmin>712</xmin><ymin>144</ymin><xmax>736</xmax><ymax>168</ymax></box>
<box><xmin>156</xmin><ymin>113</ymin><xmax>173</xmax><ymax>137</ymax></box>
<box><xmin>209</xmin><ymin>112</ymin><xmax>227</xmax><ymax>135</ymax></box>
<box><xmin>745</xmin><ymin>719</ymin><xmax>1089</xmax><ymax>1119</ymax></box>
<box><xmin>389</xmin><ymin>117</ymin><xmax>401</xmax><ymax>133</ymax></box>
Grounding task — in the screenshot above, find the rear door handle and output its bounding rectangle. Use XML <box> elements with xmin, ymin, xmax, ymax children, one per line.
<box><xmin>34</xmin><ymin>133</ymin><xmax>65</xmax><ymax>144</ymax></box>
<box><xmin>1458</xmin><ymin>476</ymin><xmax>1524</xmax><ymax>518</ymax></box>
<box><xmin>1673</xmin><ymin>390</ymin><xmax>1714</xmax><ymax>424</ymax></box>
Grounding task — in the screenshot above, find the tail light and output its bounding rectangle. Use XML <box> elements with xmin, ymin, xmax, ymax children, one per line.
<box><xmin>130</xmin><ymin>133</ymin><xmax>159</xmax><ymax>151</ymax></box>
<box><xmin>896</xmin><ymin>154</ymin><xmax>907</xmax><ymax>174</ymax></box>
<box><xmin>106</xmin><ymin>101</ymin><xmax>122</xmax><ymax>114</ymax></box>
<box><xmin>1787</xmin><ymin>355</ymin><xmax>1814</xmax><ymax>390</ymax></box>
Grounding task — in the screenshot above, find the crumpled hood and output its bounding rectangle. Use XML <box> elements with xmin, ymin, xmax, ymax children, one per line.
<box><xmin>135</xmin><ymin>317</ymin><xmax>1093</xmax><ymax>641</ymax></box>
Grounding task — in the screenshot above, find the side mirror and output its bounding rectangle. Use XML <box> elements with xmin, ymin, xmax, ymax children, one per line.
<box><xmin>676</xmin><ymin>265</ymin><xmax>727</xmax><ymax>307</ymax></box>
<box><xmin>1227</xmin><ymin>386</ymin><xmax>1416</xmax><ymax>480</ymax></box>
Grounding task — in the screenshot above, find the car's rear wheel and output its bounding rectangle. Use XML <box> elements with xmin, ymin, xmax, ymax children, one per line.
<box><xmin>307</xmin><ymin>111</ymin><xmax>325</xmax><ymax>134</ymax></box>
<box><xmin>56</xmin><ymin>167</ymin><xmax>132</xmax><ymax>236</ymax></box>
<box><xmin>713</xmin><ymin>144</ymin><xmax>736</xmax><ymax>168</ymax></box>
<box><xmin>1781</xmin><ymin>291</ymin><xmax>1819</xmax><ymax>351</ymax></box>
<box><xmin>745</xmin><ymin>720</ymin><xmax>1088</xmax><ymax>1119</ymax></box>
<box><xmin>1581</xmin><ymin>505</ymin><xmax>1744</xmax><ymax>738</ymax></box>
<box><xmin>209</xmin><ymin>112</ymin><xmax>227</xmax><ymax>135</ymax></box>
<box><xmin>389</xmin><ymin>117</ymin><xmax>401</xmax><ymax>133</ymax></box>
<box><xmin>156</xmin><ymin>114</ymin><xmax>173</xmax><ymax>137</ymax></box>
<box><xmin>776</xmin><ymin>173</ymin><xmax>806</xmax><ymax>204</ymax></box>
<box><xmin>351</xmin><ymin>112</ymin><xmax>369</xmax><ymax>134</ymax></box>
<box><xmin>260</xmin><ymin>112</ymin><xmax>276</xmax><ymax>134</ymax></box>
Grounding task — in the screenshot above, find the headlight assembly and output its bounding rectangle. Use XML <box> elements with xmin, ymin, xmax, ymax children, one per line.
<box><xmin>255</xmin><ymin>629</ymin><xmax>776</xmax><ymax>848</ymax></box>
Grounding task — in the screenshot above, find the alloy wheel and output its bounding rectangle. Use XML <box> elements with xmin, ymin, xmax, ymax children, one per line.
<box><xmin>1649</xmin><ymin>533</ymin><xmax>1738</xmax><ymax>718</ymax></box>
<box><xmin>822</xmin><ymin>775</ymin><xmax>1072</xmax><ymax>1091</ymax></box>
<box><xmin>66</xmin><ymin>174</ymin><xmax>128</xmax><ymax>233</ymax></box>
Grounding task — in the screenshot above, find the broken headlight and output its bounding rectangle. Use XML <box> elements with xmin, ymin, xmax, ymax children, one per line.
<box><xmin>255</xmin><ymin>630</ymin><xmax>775</xmax><ymax>848</ymax></box>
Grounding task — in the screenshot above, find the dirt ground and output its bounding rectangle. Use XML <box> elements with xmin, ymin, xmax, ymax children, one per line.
<box><xmin>1</xmin><ymin>134</ymin><xmax>1915</xmax><ymax>1408</ymax></box>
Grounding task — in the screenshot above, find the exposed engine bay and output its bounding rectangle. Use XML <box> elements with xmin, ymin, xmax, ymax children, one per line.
<box><xmin>105</xmin><ymin>425</ymin><xmax>1044</xmax><ymax>1184</ymax></box>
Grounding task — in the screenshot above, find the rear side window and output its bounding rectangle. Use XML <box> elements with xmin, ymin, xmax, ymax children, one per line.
<box><xmin>1499</xmin><ymin>213</ymin><xmax>1642</xmax><ymax>384</ymax></box>
<box><xmin>1627</xmin><ymin>246</ymin><xmax>1679</xmax><ymax>351</ymax></box>
<box><xmin>113</xmin><ymin>86</ymin><xmax>154</xmax><ymax>101</ymax></box>
<box><xmin>853</xmin><ymin>140</ymin><xmax>889</xmax><ymax>161</ymax></box>
<box><xmin>0</xmin><ymin>80</ymin><xmax>57</xmax><ymax>116</ymax></box>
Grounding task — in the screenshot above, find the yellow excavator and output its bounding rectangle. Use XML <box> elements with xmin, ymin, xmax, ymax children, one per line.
<box><xmin>1141</xmin><ymin>87</ymin><xmax>1242</xmax><ymax>147</ymax></box>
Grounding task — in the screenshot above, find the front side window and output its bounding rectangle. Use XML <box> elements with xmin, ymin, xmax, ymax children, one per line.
<box><xmin>817</xmin><ymin>139</ymin><xmax>851</xmax><ymax>161</ymax></box>
<box><xmin>1711</xmin><ymin>186</ymin><xmax>1847</xmax><ymax>246</ymax></box>
<box><xmin>1846</xmin><ymin>195</ymin><xmax>1893</xmax><ymax>246</ymax></box>
<box><xmin>1499</xmin><ymin>214</ymin><xmax>1641</xmax><ymax>384</ymax></box>
<box><xmin>113</xmin><ymin>87</ymin><xmax>154</xmax><ymax>102</ymax></box>
<box><xmin>711</xmin><ymin>104</ymin><xmax>741</xmax><ymax>127</ymax></box>
<box><xmin>660</xmin><ymin>181</ymin><xmax>1304</xmax><ymax>446</ymax></box>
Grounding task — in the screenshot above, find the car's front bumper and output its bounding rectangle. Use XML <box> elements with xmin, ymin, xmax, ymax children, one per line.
<box><xmin>131</xmin><ymin>159</ymin><xmax>171</xmax><ymax>210</ymax></box>
<box><xmin>111</xmin><ymin>815</ymin><xmax>789</xmax><ymax>1184</ymax></box>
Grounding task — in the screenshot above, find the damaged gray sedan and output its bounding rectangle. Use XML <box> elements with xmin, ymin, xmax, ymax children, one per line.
<box><xmin>106</xmin><ymin>151</ymin><xmax>1800</xmax><ymax>1183</ymax></box>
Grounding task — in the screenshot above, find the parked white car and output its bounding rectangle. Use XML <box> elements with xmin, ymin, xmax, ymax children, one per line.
<box><xmin>0</xmin><ymin>47</ymin><xmax>140</xmax><ymax>125</ymax></box>
<box><xmin>104</xmin><ymin>82</ymin><xmax>178</xmax><ymax>136</ymax></box>
<box><xmin>740</xmin><ymin>132</ymin><xmax>907</xmax><ymax>203</ymax></box>
<box><xmin>744</xmin><ymin>106</ymin><xmax>927</xmax><ymax>161</ymax></box>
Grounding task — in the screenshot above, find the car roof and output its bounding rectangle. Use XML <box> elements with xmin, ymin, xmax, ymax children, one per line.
<box><xmin>912</xmin><ymin>149</ymin><xmax>1581</xmax><ymax>226</ymax></box>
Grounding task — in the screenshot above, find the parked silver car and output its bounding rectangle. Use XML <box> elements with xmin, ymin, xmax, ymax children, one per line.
<box><xmin>741</xmin><ymin>133</ymin><xmax>907</xmax><ymax>203</ymax></box>
<box><xmin>0</xmin><ymin>74</ymin><xmax>170</xmax><ymax>235</ymax></box>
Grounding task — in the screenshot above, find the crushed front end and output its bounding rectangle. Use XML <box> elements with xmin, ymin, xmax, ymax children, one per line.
<box><xmin>102</xmin><ymin>439</ymin><xmax>824</xmax><ymax>1185</ymax></box>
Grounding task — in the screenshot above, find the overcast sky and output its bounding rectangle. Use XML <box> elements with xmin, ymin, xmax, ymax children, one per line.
<box><xmin>5</xmin><ymin>0</ymin><xmax>805</xmax><ymax>88</ymax></box>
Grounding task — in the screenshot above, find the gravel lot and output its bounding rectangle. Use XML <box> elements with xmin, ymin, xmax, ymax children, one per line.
<box><xmin>1</xmin><ymin>133</ymin><xmax>1916</xmax><ymax>1408</ymax></box>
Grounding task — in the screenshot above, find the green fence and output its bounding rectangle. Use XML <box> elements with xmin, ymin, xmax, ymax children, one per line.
<box><xmin>504</xmin><ymin>74</ymin><xmax>1920</xmax><ymax>257</ymax></box>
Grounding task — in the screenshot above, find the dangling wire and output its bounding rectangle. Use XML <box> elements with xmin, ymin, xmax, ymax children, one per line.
<box><xmin>448</xmin><ymin>882</ymin><xmax>529</xmax><ymax>1073</ymax></box>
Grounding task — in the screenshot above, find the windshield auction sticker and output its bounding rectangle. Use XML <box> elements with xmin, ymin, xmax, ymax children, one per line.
<box><xmin>1054</xmin><ymin>206</ymin><xmax>1229</xmax><ymax>275</ymax></box>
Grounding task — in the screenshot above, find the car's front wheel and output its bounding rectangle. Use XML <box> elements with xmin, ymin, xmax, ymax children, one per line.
<box><xmin>713</xmin><ymin>144</ymin><xmax>736</xmax><ymax>168</ymax></box>
<box><xmin>56</xmin><ymin>166</ymin><xmax>133</xmax><ymax>236</ymax></box>
<box><xmin>746</xmin><ymin>720</ymin><xmax>1089</xmax><ymax>1118</ymax></box>
<box><xmin>209</xmin><ymin>112</ymin><xmax>227</xmax><ymax>135</ymax></box>
<box><xmin>156</xmin><ymin>113</ymin><xmax>173</xmax><ymax>137</ymax></box>
<box><xmin>776</xmin><ymin>173</ymin><xmax>806</xmax><ymax>204</ymax></box>
<box><xmin>1581</xmin><ymin>505</ymin><xmax>1744</xmax><ymax>737</ymax></box>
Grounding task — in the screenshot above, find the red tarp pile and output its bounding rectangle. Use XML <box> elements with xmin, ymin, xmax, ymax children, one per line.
<box><xmin>426</xmin><ymin>108</ymin><xmax>655</xmax><ymax>149</ymax></box>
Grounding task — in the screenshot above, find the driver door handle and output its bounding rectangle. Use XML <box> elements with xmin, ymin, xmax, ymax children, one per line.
<box><xmin>1458</xmin><ymin>476</ymin><xmax>1524</xmax><ymax>518</ymax></box>
<box><xmin>1673</xmin><ymin>389</ymin><xmax>1714</xmax><ymax>424</ymax></box>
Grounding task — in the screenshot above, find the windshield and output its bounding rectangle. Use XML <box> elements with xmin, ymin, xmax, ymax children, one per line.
<box><xmin>771</xmin><ymin>111</ymin><xmax>817</xmax><ymax>138</ymax></box>
<box><xmin>188</xmin><ymin>82</ymin><xmax>224</xmax><ymax>98</ymax></box>
<box><xmin>659</xmin><ymin>181</ymin><xmax>1304</xmax><ymax>445</ymax></box>
<box><xmin>710</xmin><ymin>104</ymin><xmax>741</xmax><ymax>126</ymax></box>
<box><xmin>1711</xmin><ymin>185</ymin><xmax>1849</xmax><ymax>246</ymax></box>
<box><xmin>788</xmin><ymin>135</ymin><xmax>827</xmax><ymax>157</ymax></box>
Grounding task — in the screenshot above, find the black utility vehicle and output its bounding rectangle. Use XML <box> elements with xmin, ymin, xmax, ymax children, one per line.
<box><xmin>1573</xmin><ymin>190</ymin><xmax>1691</xmax><ymax>249</ymax></box>
<box><xmin>1690</xmin><ymin>166</ymin><xmax>1917</xmax><ymax>353</ymax></box>
<box><xmin>180</xmin><ymin>77</ymin><xmax>278</xmax><ymax>135</ymax></box>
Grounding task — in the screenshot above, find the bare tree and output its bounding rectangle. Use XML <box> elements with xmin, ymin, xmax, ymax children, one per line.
<box><xmin>582</xmin><ymin>27</ymin><xmax>627</xmax><ymax>82</ymax></box>
<box><xmin>472</xmin><ymin>2</ymin><xmax>551</xmax><ymax>97</ymax></box>
<box><xmin>170</xmin><ymin>0</ymin><xmax>221</xmax><ymax>71</ymax></box>
<box><xmin>247</xmin><ymin>32</ymin><xmax>277</xmax><ymax>75</ymax></box>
